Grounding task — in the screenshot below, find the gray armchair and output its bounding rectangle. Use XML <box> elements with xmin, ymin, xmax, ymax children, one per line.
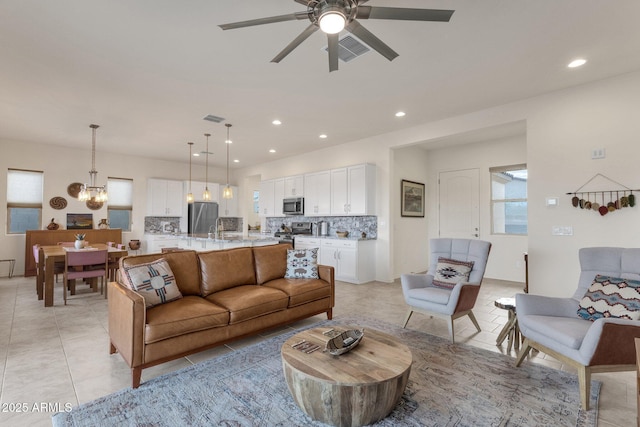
<box><xmin>401</xmin><ymin>238</ymin><xmax>492</xmax><ymax>342</ymax></box>
<box><xmin>515</xmin><ymin>247</ymin><xmax>640</xmax><ymax>410</ymax></box>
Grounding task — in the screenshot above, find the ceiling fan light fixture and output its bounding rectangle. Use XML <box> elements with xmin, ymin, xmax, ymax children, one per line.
<box><xmin>319</xmin><ymin>10</ymin><xmax>346</xmax><ymax>34</ymax></box>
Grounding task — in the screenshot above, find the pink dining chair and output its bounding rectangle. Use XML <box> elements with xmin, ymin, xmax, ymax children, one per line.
<box><xmin>63</xmin><ymin>249</ymin><xmax>108</xmax><ymax>305</ymax></box>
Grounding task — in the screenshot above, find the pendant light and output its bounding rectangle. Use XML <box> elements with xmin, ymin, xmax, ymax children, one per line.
<box><xmin>203</xmin><ymin>133</ymin><xmax>212</xmax><ymax>201</ymax></box>
<box><xmin>222</xmin><ymin>123</ymin><xmax>233</xmax><ymax>199</ymax></box>
<box><xmin>186</xmin><ymin>142</ymin><xmax>194</xmax><ymax>203</ymax></box>
<box><xmin>78</xmin><ymin>124</ymin><xmax>108</xmax><ymax>202</ymax></box>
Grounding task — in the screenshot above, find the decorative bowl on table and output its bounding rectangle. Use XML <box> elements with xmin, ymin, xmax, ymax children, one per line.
<box><xmin>336</xmin><ymin>231</ymin><xmax>349</xmax><ymax>238</ymax></box>
<box><xmin>325</xmin><ymin>329</ymin><xmax>364</xmax><ymax>355</ymax></box>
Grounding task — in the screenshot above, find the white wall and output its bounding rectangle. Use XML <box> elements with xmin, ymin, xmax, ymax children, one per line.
<box><xmin>424</xmin><ymin>136</ymin><xmax>528</xmax><ymax>282</ymax></box>
<box><xmin>391</xmin><ymin>146</ymin><xmax>429</xmax><ymax>277</ymax></box>
<box><xmin>0</xmin><ymin>138</ymin><xmax>227</xmax><ymax>274</ymax></box>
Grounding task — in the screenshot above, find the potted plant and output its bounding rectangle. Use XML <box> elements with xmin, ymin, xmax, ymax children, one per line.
<box><xmin>74</xmin><ymin>233</ymin><xmax>86</xmax><ymax>249</ymax></box>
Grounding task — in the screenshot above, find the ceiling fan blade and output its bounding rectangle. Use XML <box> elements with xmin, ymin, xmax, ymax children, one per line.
<box><xmin>293</xmin><ymin>0</ymin><xmax>309</xmax><ymax>5</ymax></box>
<box><xmin>327</xmin><ymin>33</ymin><xmax>339</xmax><ymax>72</ymax></box>
<box><xmin>356</xmin><ymin>7</ymin><xmax>454</xmax><ymax>22</ymax></box>
<box><xmin>346</xmin><ymin>20</ymin><xmax>398</xmax><ymax>61</ymax></box>
<box><xmin>271</xmin><ymin>24</ymin><xmax>319</xmax><ymax>63</ymax></box>
<box><xmin>219</xmin><ymin>11</ymin><xmax>308</xmax><ymax>30</ymax></box>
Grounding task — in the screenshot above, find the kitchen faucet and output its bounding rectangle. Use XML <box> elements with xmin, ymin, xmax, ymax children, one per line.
<box><xmin>214</xmin><ymin>217</ymin><xmax>225</xmax><ymax>240</ymax></box>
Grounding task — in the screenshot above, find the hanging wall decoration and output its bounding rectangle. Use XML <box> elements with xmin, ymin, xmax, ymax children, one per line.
<box><xmin>49</xmin><ymin>196</ymin><xmax>68</xmax><ymax>210</ymax></box>
<box><xmin>566</xmin><ymin>173</ymin><xmax>638</xmax><ymax>216</ymax></box>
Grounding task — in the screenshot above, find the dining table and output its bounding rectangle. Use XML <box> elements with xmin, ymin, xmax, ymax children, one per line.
<box><xmin>37</xmin><ymin>243</ymin><xmax>128</xmax><ymax>307</ymax></box>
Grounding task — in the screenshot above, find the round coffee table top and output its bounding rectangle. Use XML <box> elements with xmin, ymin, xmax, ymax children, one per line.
<box><xmin>282</xmin><ymin>326</ymin><xmax>412</xmax><ymax>385</ymax></box>
<box><xmin>281</xmin><ymin>326</ymin><xmax>412</xmax><ymax>427</ymax></box>
<box><xmin>494</xmin><ymin>297</ymin><xmax>516</xmax><ymax>310</ymax></box>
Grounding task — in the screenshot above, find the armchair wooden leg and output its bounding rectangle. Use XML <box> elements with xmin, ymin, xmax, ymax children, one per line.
<box><xmin>467</xmin><ymin>311</ymin><xmax>481</xmax><ymax>333</ymax></box>
<box><xmin>578</xmin><ymin>366</ymin><xmax>591</xmax><ymax>411</ymax></box>
<box><xmin>402</xmin><ymin>310</ymin><xmax>413</xmax><ymax>328</ymax></box>
<box><xmin>515</xmin><ymin>339</ymin><xmax>532</xmax><ymax>367</ymax></box>
<box><xmin>326</xmin><ymin>308</ymin><xmax>332</xmax><ymax>320</ymax></box>
<box><xmin>447</xmin><ymin>317</ymin><xmax>455</xmax><ymax>343</ymax></box>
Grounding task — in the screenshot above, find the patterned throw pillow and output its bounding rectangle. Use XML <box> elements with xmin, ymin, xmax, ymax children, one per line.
<box><xmin>285</xmin><ymin>248</ymin><xmax>319</xmax><ymax>279</ymax></box>
<box><xmin>121</xmin><ymin>258</ymin><xmax>183</xmax><ymax>308</ymax></box>
<box><xmin>577</xmin><ymin>275</ymin><xmax>640</xmax><ymax>321</ymax></box>
<box><xmin>432</xmin><ymin>257</ymin><xmax>475</xmax><ymax>290</ymax></box>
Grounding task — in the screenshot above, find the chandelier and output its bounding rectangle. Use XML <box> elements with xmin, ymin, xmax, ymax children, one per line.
<box><xmin>222</xmin><ymin>123</ymin><xmax>233</xmax><ymax>199</ymax></box>
<box><xmin>78</xmin><ymin>124</ymin><xmax>108</xmax><ymax>202</ymax></box>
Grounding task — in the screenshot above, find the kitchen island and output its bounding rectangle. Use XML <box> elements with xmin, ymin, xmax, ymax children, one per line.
<box><xmin>144</xmin><ymin>233</ymin><xmax>279</xmax><ymax>253</ymax></box>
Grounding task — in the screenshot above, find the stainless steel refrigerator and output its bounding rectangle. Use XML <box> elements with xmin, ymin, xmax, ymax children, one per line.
<box><xmin>188</xmin><ymin>202</ymin><xmax>218</xmax><ymax>235</ymax></box>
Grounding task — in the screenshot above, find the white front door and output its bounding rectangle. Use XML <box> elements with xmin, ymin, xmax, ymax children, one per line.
<box><xmin>438</xmin><ymin>169</ymin><xmax>480</xmax><ymax>239</ymax></box>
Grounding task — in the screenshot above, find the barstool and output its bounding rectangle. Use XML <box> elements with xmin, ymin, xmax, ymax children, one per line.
<box><xmin>0</xmin><ymin>259</ymin><xmax>16</xmax><ymax>278</ymax></box>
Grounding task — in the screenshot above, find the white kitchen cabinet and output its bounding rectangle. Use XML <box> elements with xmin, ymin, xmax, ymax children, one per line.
<box><xmin>330</xmin><ymin>164</ymin><xmax>375</xmax><ymax>216</ymax></box>
<box><xmin>259</xmin><ymin>178</ymin><xmax>285</xmax><ymax>217</ymax></box>
<box><xmin>144</xmin><ymin>235</ymin><xmax>179</xmax><ymax>254</ymax></box>
<box><xmin>319</xmin><ymin>238</ymin><xmax>375</xmax><ymax>284</ymax></box>
<box><xmin>186</xmin><ymin>181</ymin><xmax>219</xmax><ymax>203</ymax></box>
<box><xmin>284</xmin><ymin>175</ymin><xmax>304</xmax><ymax>197</ymax></box>
<box><xmin>218</xmin><ymin>185</ymin><xmax>239</xmax><ymax>217</ymax></box>
<box><xmin>304</xmin><ymin>171</ymin><xmax>331</xmax><ymax>216</ymax></box>
<box><xmin>148</xmin><ymin>179</ymin><xmax>184</xmax><ymax>216</ymax></box>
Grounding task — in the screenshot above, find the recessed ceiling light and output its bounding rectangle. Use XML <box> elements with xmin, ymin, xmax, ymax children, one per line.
<box><xmin>193</xmin><ymin>153</ymin><xmax>200</xmax><ymax>157</ymax></box>
<box><xmin>568</xmin><ymin>59</ymin><xmax>587</xmax><ymax>68</ymax></box>
<box><xmin>272</xmin><ymin>120</ymin><xmax>282</xmax><ymax>125</ymax></box>
<box><xmin>395</xmin><ymin>111</ymin><xmax>406</xmax><ymax>117</ymax></box>
<box><xmin>319</xmin><ymin>134</ymin><xmax>328</xmax><ymax>139</ymax></box>
<box><xmin>225</xmin><ymin>139</ymin><xmax>232</xmax><ymax>144</ymax></box>
<box><xmin>233</xmin><ymin>159</ymin><xmax>239</xmax><ymax>163</ymax></box>
<box><xmin>269</xmin><ymin>149</ymin><xmax>276</xmax><ymax>153</ymax></box>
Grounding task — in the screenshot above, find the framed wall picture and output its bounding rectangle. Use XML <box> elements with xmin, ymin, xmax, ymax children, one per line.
<box><xmin>401</xmin><ymin>180</ymin><xmax>425</xmax><ymax>217</ymax></box>
<box><xmin>67</xmin><ymin>213</ymin><xmax>93</xmax><ymax>230</ymax></box>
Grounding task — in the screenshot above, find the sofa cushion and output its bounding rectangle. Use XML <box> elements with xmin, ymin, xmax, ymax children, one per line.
<box><xmin>199</xmin><ymin>248</ymin><xmax>257</xmax><ymax>296</ymax></box>
<box><xmin>145</xmin><ymin>296</ymin><xmax>230</xmax><ymax>344</ymax></box>
<box><xmin>285</xmin><ymin>248</ymin><xmax>319</xmax><ymax>279</ymax></box>
<box><xmin>264</xmin><ymin>277</ymin><xmax>331</xmax><ymax>307</ymax></box>
<box><xmin>432</xmin><ymin>257</ymin><xmax>474</xmax><ymax>290</ymax></box>
<box><xmin>253</xmin><ymin>243</ymin><xmax>291</xmax><ymax>285</ymax></box>
<box><xmin>120</xmin><ymin>258</ymin><xmax>183</xmax><ymax>308</ymax></box>
<box><xmin>205</xmin><ymin>285</ymin><xmax>289</xmax><ymax>324</ymax></box>
<box><xmin>119</xmin><ymin>250</ymin><xmax>201</xmax><ymax>296</ymax></box>
<box><xmin>577</xmin><ymin>275</ymin><xmax>640</xmax><ymax>321</ymax></box>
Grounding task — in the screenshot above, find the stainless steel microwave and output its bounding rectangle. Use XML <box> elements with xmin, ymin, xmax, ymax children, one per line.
<box><xmin>283</xmin><ymin>197</ymin><xmax>304</xmax><ymax>215</ymax></box>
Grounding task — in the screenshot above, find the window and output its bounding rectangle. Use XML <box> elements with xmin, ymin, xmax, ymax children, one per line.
<box><xmin>490</xmin><ymin>165</ymin><xmax>527</xmax><ymax>235</ymax></box>
<box><xmin>107</xmin><ymin>177</ymin><xmax>133</xmax><ymax>231</ymax></box>
<box><xmin>7</xmin><ymin>169</ymin><xmax>43</xmax><ymax>234</ymax></box>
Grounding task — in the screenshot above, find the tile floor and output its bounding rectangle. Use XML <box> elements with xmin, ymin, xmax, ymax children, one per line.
<box><xmin>0</xmin><ymin>274</ymin><xmax>636</xmax><ymax>426</ymax></box>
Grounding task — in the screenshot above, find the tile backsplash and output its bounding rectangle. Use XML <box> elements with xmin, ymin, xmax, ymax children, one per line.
<box><xmin>144</xmin><ymin>217</ymin><xmax>181</xmax><ymax>234</ymax></box>
<box><xmin>266</xmin><ymin>216</ymin><xmax>377</xmax><ymax>239</ymax></box>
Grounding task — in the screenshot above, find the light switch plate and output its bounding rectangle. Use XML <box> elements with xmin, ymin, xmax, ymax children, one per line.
<box><xmin>552</xmin><ymin>226</ymin><xmax>573</xmax><ymax>236</ymax></box>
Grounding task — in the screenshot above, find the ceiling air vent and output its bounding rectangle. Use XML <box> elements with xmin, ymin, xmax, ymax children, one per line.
<box><xmin>203</xmin><ymin>114</ymin><xmax>225</xmax><ymax>123</ymax></box>
<box><xmin>323</xmin><ymin>34</ymin><xmax>371</xmax><ymax>63</ymax></box>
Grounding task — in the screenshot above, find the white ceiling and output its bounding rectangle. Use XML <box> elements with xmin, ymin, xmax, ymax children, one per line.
<box><xmin>2</xmin><ymin>1</ymin><xmax>640</xmax><ymax>168</ymax></box>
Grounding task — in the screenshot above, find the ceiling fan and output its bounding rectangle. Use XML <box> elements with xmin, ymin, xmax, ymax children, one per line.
<box><xmin>219</xmin><ymin>0</ymin><xmax>454</xmax><ymax>72</ymax></box>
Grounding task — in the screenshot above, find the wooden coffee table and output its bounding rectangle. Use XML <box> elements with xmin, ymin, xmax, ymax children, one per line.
<box><xmin>281</xmin><ymin>326</ymin><xmax>412</xmax><ymax>427</ymax></box>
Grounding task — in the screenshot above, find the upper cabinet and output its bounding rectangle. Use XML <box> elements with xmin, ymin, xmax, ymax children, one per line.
<box><xmin>284</xmin><ymin>175</ymin><xmax>304</xmax><ymax>197</ymax></box>
<box><xmin>218</xmin><ymin>185</ymin><xmax>239</xmax><ymax>217</ymax></box>
<box><xmin>148</xmin><ymin>179</ymin><xmax>184</xmax><ymax>216</ymax></box>
<box><xmin>304</xmin><ymin>170</ymin><xmax>331</xmax><ymax>216</ymax></box>
<box><xmin>259</xmin><ymin>178</ymin><xmax>285</xmax><ymax>217</ymax></box>
<box><xmin>260</xmin><ymin>164</ymin><xmax>375</xmax><ymax>217</ymax></box>
<box><xmin>330</xmin><ymin>164</ymin><xmax>376</xmax><ymax>215</ymax></box>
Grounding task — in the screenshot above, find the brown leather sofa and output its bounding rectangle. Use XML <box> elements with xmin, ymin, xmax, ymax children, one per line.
<box><xmin>108</xmin><ymin>243</ymin><xmax>334</xmax><ymax>388</ymax></box>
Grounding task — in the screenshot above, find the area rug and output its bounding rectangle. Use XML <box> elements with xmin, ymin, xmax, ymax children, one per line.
<box><xmin>52</xmin><ymin>316</ymin><xmax>599</xmax><ymax>427</ymax></box>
